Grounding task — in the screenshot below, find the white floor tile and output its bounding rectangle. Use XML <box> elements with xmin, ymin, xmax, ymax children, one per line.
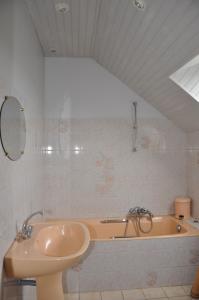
<box><xmin>101</xmin><ymin>290</ymin><xmax>123</xmax><ymax>300</ymax></box>
<box><xmin>143</xmin><ymin>288</ymin><xmax>166</xmax><ymax>299</ymax></box>
<box><xmin>80</xmin><ymin>292</ymin><xmax>101</xmax><ymax>300</ymax></box>
<box><xmin>5</xmin><ymin>298</ymin><xmax>22</xmax><ymax>300</ymax></box>
<box><xmin>64</xmin><ymin>293</ymin><xmax>79</xmax><ymax>300</ymax></box>
<box><xmin>122</xmin><ymin>289</ymin><xmax>146</xmax><ymax>300</ymax></box>
<box><xmin>149</xmin><ymin>298</ymin><xmax>168</xmax><ymax>300</ymax></box>
<box><xmin>162</xmin><ymin>286</ymin><xmax>186</xmax><ymax>297</ymax></box>
<box><xmin>169</xmin><ymin>297</ymin><xmax>191</xmax><ymax>300</ymax></box>
<box><xmin>64</xmin><ymin>286</ymin><xmax>192</xmax><ymax>300</ymax></box>
<box><xmin>182</xmin><ymin>286</ymin><xmax>192</xmax><ymax>296</ymax></box>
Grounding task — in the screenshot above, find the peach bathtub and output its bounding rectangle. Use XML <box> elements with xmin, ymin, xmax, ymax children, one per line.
<box><xmin>50</xmin><ymin>215</ymin><xmax>199</xmax><ymax>292</ymax></box>
<box><xmin>77</xmin><ymin>215</ymin><xmax>199</xmax><ymax>240</ymax></box>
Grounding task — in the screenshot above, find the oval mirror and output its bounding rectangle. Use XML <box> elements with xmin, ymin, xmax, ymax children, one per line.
<box><xmin>0</xmin><ymin>96</ymin><xmax>26</xmax><ymax>161</ymax></box>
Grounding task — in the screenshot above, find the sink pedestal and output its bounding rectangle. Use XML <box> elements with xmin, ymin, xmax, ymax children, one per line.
<box><xmin>36</xmin><ymin>272</ymin><xmax>64</xmax><ymax>300</ymax></box>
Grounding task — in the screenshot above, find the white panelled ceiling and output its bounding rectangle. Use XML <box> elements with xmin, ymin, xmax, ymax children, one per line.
<box><xmin>25</xmin><ymin>0</ymin><xmax>199</xmax><ymax>132</ymax></box>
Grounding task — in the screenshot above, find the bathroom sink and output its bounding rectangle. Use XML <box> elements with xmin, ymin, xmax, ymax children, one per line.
<box><xmin>4</xmin><ymin>221</ymin><xmax>90</xmax><ymax>300</ymax></box>
<box><xmin>36</xmin><ymin>223</ymin><xmax>89</xmax><ymax>257</ymax></box>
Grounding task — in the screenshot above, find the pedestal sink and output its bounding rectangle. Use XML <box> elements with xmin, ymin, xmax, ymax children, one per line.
<box><xmin>4</xmin><ymin>221</ymin><xmax>90</xmax><ymax>300</ymax></box>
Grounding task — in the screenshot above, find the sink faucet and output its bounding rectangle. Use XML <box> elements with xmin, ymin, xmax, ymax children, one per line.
<box><xmin>16</xmin><ymin>211</ymin><xmax>43</xmax><ymax>241</ymax></box>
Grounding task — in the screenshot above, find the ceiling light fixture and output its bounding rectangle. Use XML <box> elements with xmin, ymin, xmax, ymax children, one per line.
<box><xmin>50</xmin><ymin>48</ymin><xmax>57</xmax><ymax>54</ymax></box>
<box><xmin>55</xmin><ymin>2</ymin><xmax>70</xmax><ymax>14</ymax></box>
<box><xmin>133</xmin><ymin>0</ymin><xmax>145</xmax><ymax>10</ymax></box>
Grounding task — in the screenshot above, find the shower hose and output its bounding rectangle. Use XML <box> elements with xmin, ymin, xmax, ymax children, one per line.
<box><xmin>124</xmin><ymin>213</ymin><xmax>153</xmax><ymax>237</ymax></box>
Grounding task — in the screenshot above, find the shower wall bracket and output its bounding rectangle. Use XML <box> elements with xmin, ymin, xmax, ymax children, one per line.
<box><xmin>132</xmin><ymin>101</ymin><xmax>138</xmax><ymax>152</ymax></box>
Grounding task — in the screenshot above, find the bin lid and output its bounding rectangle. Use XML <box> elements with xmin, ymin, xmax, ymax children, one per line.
<box><xmin>175</xmin><ymin>197</ymin><xmax>191</xmax><ymax>203</ymax></box>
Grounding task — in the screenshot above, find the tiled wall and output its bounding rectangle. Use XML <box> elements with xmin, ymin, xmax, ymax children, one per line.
<box><xmin>44</xmin><ymin>58</ymin><xmax>187</xmax><ymax>219</ymax></box>
<box><xmin>66</xmin><ymin>237</ymin><xmax>199</xmax><ymax>292</ymax></box>
<box><xmin>187</xmin><ymin>131</ymin><xmax>199</xmax><ymax>217</ymax></box>
<box><xmin>43</xmin><ymin>57</ymin><xmax>194</xmax><ymax>294</ymax></box>
<box><xmin>0</xmin><ymin>0</ymin><xmax>44</xmax><ymax>299</ymax></box>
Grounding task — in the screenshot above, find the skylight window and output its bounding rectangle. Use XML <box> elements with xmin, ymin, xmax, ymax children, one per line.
<box><xmin>170</xmin><ymin>54</ymin><xmax>199</xmax><ymax>103</ymax></box>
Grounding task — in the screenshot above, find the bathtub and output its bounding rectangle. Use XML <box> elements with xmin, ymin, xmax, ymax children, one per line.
<box><xmin>79</xmin><ymin>215</ymin><xmax>199</xmax><ymax>240</ymax></box>
<box><xmin>62</xmin><ymin>216</ymin><xmax>199</xmax><ymax>292</ymax></box>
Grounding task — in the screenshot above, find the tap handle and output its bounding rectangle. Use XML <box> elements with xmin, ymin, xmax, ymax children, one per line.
<box><xmin>128</xmin><ymin>208</ymin><xmax>134</xmax><ymax>214</ymax></box>
<box><xmin>15</xmin><ymin>221</ymin><xmax>21</xmax><ymax>235</ymax></box>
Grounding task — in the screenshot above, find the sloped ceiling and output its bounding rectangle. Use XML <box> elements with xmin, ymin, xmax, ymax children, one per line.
<box><xmin>25</xmin><ymin>0</ymin><xmax>199</xmax><ymax>132</ymax></box>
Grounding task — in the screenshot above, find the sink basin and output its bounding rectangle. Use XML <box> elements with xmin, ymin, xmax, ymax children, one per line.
<box><xmin>35</xmin><ymin>223</ymin><xmax>87</xmax><ymax>257</ymax></box>
<box><xmin>4</xmin><ymin>221</ymin><xmax>90</xmax><ymax>300</ymax></box>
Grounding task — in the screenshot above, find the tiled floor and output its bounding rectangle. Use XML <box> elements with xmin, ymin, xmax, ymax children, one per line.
<box><xmin>64</xmin><ymin>285</ymin><xmax>193</xmax><ymax>300</ymax></box>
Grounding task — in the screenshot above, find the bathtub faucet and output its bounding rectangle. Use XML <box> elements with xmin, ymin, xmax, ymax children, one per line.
<box><xmin>127</xmin><ymin>207</ymin><xmax>153</xmax><ymax>218</ymax></box>
<box><xmin>125</xmin><ymin>207</ymin><xmax>153</xmax><ymax>235</ymax></box>
<box><xmin>123</xmin><ymin>207</ymin><xmax>154</xmax><ymax>237</ymax></box>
